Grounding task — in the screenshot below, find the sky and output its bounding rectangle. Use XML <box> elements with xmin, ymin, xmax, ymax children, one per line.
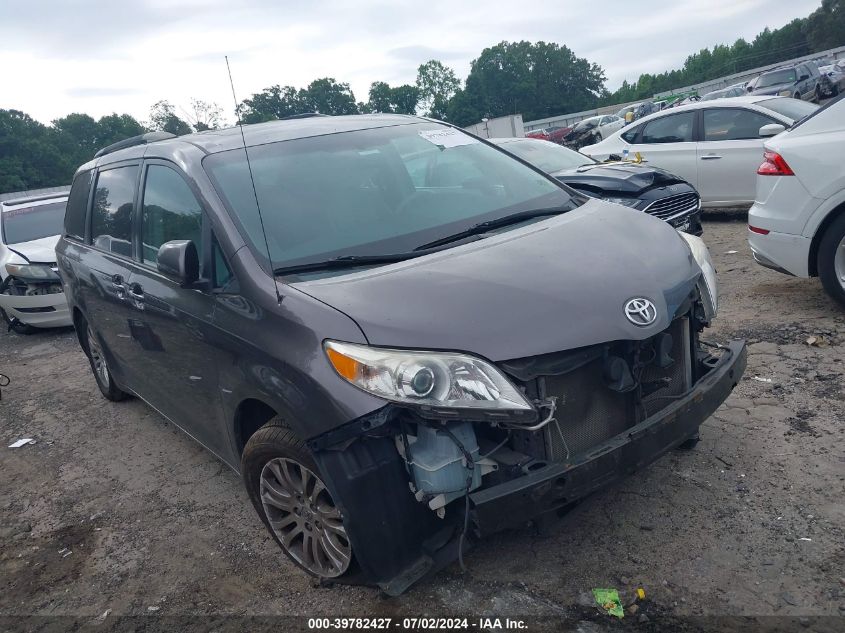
<box><xmin>0</xmin><ymin>0</ymin><xmax>823</xmax><ymax>126</ymax></box>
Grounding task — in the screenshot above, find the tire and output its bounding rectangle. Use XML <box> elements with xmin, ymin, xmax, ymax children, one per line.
<box><xmin>81</xmin><ymin>320</ymin><xmax>128</xmax><ymax>401</ymax></box>
<box><xmin>817</xmin><ymin>212</ymin><xmax>845</xmax><ymax>308</ymax></box>
<box><xmin>595</xmin><ymin>132</ymin><xmax>603</xmax><ymax>143</ymax></box>
<box><xmin>677</xmin><ymin>431</ymin><xmax>700</xmax><ymax>451</ymax></box>
<box><xmin>814</xmin><ymin>85</ymin><xmax>821</xmax><ymax>103</ymax></box>
<box><xmin>793</xmin><ymin>92</ymin><xmax>801</xmax><ymax>100</ymax></box>
<box><xmin>242</xmin><ymin>418</ymin><xmax>358</xmax><ymax>581</ymax></box>
<box><xmin>0</xmin><ymin>307</ymin><xmax>38</xmax><ymax>335</ymax></box>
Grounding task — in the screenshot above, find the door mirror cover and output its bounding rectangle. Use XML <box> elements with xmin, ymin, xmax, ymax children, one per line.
<box><xmin>759</xmin><ymin>123</ymin><xmax>786</xmax><ymax>138</ymax></box>
<box><xmin>157</xmin><ymin>240</ymin><xmax>199</xmax><ymax>287</ymax></box>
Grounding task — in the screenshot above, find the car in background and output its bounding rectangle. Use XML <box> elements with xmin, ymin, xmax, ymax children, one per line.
<box><xmin>748</xmin><ymin>62</ymin><xmax>823</xmax><ymax>102</ymax></box>
<box><xmin>0</xmin><ymin>192</ymin><xmax>72</xmax><ymax>333</ymax></box>
<box><xmin>748</xmin><ymin>95</ymin><xmax>845</xmax><ymax>305</ymax></box>
<box><xmin>562</xmin><ymin>114</ymin><xmax>624</xmax><ymax>148</ymax></box>
<box><xmin>701</xmin><ymin>83</ymin><xmax>747</xmax><ymax>101</ymax></box>
<box><xmin>580</xmin><ymin>96</ymin><xmax>819</xmax><ymax>207</ymax></box>
<box><xmin>525</xmin><ymin>125</ymin><xmax>572</xmax><ymax>144</ymax></box>
<box><xmin>490</xmin><ymin>137</ymin><xmax>702</xmax><ymax>235</ymax></box>
<box><xmin>818</xmin><ymin>61</ymin><xmax>844</xmax><ymax>97</ymax></box>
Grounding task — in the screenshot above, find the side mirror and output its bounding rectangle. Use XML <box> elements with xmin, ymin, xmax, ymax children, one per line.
<box><xmin>157</xmin><ymin>240</ymin><xmax>199</xmax><ymax>287</ymax></box>
<box><xmin>799</xmin><ymin>74</ymin><xmax>809</xmax><ymax>82</ymax></box>
<box><xmin>759</xmin><ymin>123</ymin><xmax>786</xmax><ymax>138</ymax></box>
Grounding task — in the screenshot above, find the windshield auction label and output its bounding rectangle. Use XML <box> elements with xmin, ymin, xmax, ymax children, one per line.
<box><xmin>418</xmin><ymin>129</ymin><xmax>478</xmax><ymax>149</ymax></box>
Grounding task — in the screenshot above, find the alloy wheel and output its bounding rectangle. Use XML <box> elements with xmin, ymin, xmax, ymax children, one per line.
<box><xmin>86</xmin><ymin>325</ymin><xmax>110</xmax><ymax>387</ymax></box>
<box><xmin>260</xmin><ymin>457</ymin><xmax>352</xmax><ymax>577</ymax></box>
<box><xmin>834</xmin><ymin>235</ymin><xmax>845</xmax><ymax>292</ymax></box>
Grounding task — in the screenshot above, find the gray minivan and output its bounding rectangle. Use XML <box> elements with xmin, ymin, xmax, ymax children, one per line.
<box><xmin>56</xmin><ymin>115</ymin><xmax>746</xmax><ymax>594</ymax></box>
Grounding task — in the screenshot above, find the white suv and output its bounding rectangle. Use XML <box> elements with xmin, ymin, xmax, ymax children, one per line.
<box><xmin>747</xmin><ymin>96</ymin><xmax>845</xmax><ymax>305</ymax></box>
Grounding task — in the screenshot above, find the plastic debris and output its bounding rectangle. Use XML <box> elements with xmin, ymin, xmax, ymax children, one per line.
<box><xmin>751</xmin><ymin>376</ymin><xmax>773</xmax><ymax>383</ymax></box>
<box><xmin>725</xmin><ymin>250</ymin><xmax>738</xmax><ymax>254</ymax></box>
<box><xmin>593</xmin><ymin>588</ymin><xmax>624</xmax><ymax>618</ymax></box>
<box><xmin>798</xmin><ymin>537</ymin><xmax>812</xmax><ymax>542</ymax></box>
<box><xmin>9</xmin><ymin>438</ymin><xmax>35</xmax><ymax>448</ymax></box>
<box><xmin>637</xmin><ymin>588</ymin><xmax>646</xmax><ymax>600</ymax></box>
<box><xmin>805</xmin><ymin>336</ymin><xmax>826</xmax><ymax>347</ymax></box>
<box><xmin>147</xmin><ymin>606</ymin><xmax>160</xmax><ymax>612</ymax></box>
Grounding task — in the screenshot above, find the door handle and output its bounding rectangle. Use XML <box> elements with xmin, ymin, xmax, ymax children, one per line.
<box><xmin>127</xmin><ymin>283</ymin><xmax>145</xmax><ymax>310</ymax></box>
<box><xmin>700</xmin><ymin>154</ymin><xmax>722</xmax><ymax>160</ymax></box>
<box><xmin>111</xmin><ymin>274</ymin><xmax>126</xmax><ymax>298</ymax></box>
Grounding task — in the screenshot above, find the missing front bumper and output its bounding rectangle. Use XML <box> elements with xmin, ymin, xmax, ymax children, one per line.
<box><xmin>313</xmin><ymin>339</ymin><xmax>746</xmax><ymax>595</ymax></box>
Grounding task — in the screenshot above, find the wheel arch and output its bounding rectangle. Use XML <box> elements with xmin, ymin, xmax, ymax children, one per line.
<box><xmin>233</xmin><ymin>398</ymin><xmax>291</xmax><ymax>455</ymax></box>
<box><xmin>809</xmin><ymin>200</ymin><xmax>845</xmax><ymax>277</ymax></box>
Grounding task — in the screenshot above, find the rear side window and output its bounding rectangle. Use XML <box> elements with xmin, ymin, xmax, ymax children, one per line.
<box><xmin>703</xmin><ymin>109</ymin><xmax>775</xmax><ymax>141</ymax></box>
<box><xmin>640</xmin><ymin>112</ymin><xmax>695</xmax><ymax>144</ymax></box>
<box><xmin>91</xmin><ymin>166</ymin><xmax>138</xmax><ymax>256</ymax></box>
<box><xmin>620</xmin><ymin>126</ymin><xmax>640</xmax><ymax>143</ymax></box>
<box><xmin>141</xmin><ymin>165</ymin><xmax>204</xmax><ymax>265</ymax></box>
<box><xmin>65</xmin><ymin>170</ymin><xmax>92</xmax><ymax>240</ymax></box>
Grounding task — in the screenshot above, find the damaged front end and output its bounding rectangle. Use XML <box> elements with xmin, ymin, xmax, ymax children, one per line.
<box><xmin>0</xmin><ymin>263</ymin><xmax>71</xmax><ymax>331</ymax></box>
<box><xmin>310</xmin><ymin>287</ymin><xmax>746</xmax><ymax>595</ymax></box>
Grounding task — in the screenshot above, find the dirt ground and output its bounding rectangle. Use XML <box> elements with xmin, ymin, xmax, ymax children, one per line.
<box><xmin>1</xmin><ymin>218</ymin><xmax>844</xmax><ymax>629</ymax></box>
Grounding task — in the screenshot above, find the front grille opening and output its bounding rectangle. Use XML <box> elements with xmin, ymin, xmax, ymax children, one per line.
<box><xmin>644</xmin><ymin>192</ymin><xmax>699</xmax><ymax>220</ymax></box>
<box><xmin>521</xmin><ymin>317</ymin><xmax>693</xmax><ymax>463</ymax></box>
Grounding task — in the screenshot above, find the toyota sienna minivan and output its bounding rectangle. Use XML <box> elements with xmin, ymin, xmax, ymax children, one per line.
<box><xmin>56</xmin><ymin>116</ymin><xmax>746</xmax><ymax>594</ymax></box>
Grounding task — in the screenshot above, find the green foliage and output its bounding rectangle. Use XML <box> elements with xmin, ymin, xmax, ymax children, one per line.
<box><xmin>366</xmin><ymin>81</ymin><xmax>420</xmax><ymax>114</ymax></box>
<box><xmin>240</xmin><ymin>78</ymin><xmax>359</xmax><ymax>122</ymax></box>
<box><xmin>416</xmin><ymin>60</ymin><xmax>461</xmax><ymax>119</ymax></box>
<box><xmin>148</xmin><ymin>100</ymin><xmax>193</xmax><ymax>136</ymax></box>
<box><xmin>446</xmin><ymin>41</ymin><xmax>606</xmax><ymax>126</ymax></box>
<box><xmin>300</xmin><ymin>78</ymin><xmax>359</xmax><ymax>115</ymax></box>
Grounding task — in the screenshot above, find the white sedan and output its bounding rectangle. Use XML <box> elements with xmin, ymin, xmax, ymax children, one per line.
<box><xmin>748</xmin><ymin>96</ymin><xmax>845</xmax><ymax>306</ymax></box>
<box><xmin>581</xmin><ymin>96</ymin><xmax>818</xmax><ymax>207</ymax></box>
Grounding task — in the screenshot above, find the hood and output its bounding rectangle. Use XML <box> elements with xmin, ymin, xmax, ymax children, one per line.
<box><xmin>4</xmin><ymin>235</ymin><xmax>60</xmax><ymax>264</ymax></box>
<box><xmin>295</xmin><ymin>201</ymin><xmax>700</xmax><ymax>362</ymax></box>
<box><xmin>751</xmin><ymin>83</ymin><xmax>791</xmax><ymax>96</ymax></box>
<box><xmin>551</xmin><ymin>162</ymin><xmax>685</xmax><ymax>194</ymax></box>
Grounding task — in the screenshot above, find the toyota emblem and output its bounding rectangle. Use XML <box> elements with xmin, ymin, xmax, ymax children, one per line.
<box><xmin>624</xmin><ymin>297</ymin><xmax>658</xmax><ymax>326</ymax></box>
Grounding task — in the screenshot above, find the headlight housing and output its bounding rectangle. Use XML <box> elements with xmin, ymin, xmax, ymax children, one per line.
<box><xmin>778</xmin><ymin>89</ymin><xmax>792</xmax><ymax>96</ymax></box>
<box><xmin>604</xmin><ymin>197</ymin><xmax>641</xmax><ymax>208</ymax></box>
<box><xmin>678</xmin><ymin>233</ymin><xmax>718</xmax><ymax>321</ymax></box>
<box><xmin>4</xmin><ymin>263</ymin><xmax>60</xmax><ymax>282</ymax></box>
<box><xmin>324</xmin><ymin>341</ymin><xmax>533</xmax><ymax>412</ymax></box>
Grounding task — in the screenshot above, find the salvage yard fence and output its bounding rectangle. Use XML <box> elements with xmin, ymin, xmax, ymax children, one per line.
<box><xmin>522</xmin><ymin>44</ymin><xmax>845</xmax><ymax>134</ymax></box>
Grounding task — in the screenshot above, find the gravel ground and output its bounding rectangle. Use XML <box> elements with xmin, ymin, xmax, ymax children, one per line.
<box><xmin>1</xmin><ymin>219</ymin><xmax>844</xmax><ymax>629</ymax></box>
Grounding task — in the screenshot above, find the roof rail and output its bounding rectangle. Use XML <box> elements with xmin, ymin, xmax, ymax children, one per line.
<box><xmin>94</xmin><ymin>131</ymin><xmax>177</xmax><ymax>158</ymax></box>
<box><xmin>279</xmin><ymin>113</ymin><xmax>329</xmax><ymax>120</ymax></box>
<box><xmin>1</xmin><ymin>191</ymin><xmax>71</xmax><ymax>207</ymax></box>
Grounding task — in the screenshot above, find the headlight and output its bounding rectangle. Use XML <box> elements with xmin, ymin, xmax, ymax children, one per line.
<box><xmin>4</xmin><ymin>263</ymin><xmax>60</xmax><ymax>282</ymax></box>
<box><xmin>324</xmin><ymin>340</ymin><xmax>533</xmax><ymax>411</ymax></box>
<box><xmin>604</xmin><ymin>197</ymin><xmax>641</xmax><ymax>208</ymax></box>
<box><xmin>778</xmin><ymin>89</ymin><xmax>792</xmax><ymax>96</ymax></box>
<box><xmin>678</xmin><ymin>233</ymin><xmax>718</xmax><ymax>321</ymax></box>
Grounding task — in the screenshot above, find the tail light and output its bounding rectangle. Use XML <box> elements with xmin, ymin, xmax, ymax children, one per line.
<box><xmin>748</xmin><ymin>225</ymin><xmax>770</xmax><ymax>235</ymax></box>
<box><xmin>757</xmin><ymin>151</ymin><xmax>794</xmax><ymax>176</ymax></box>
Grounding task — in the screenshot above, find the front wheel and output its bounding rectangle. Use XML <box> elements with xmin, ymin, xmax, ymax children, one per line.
<box><xmin>793</xmin><ymin>92</ymin><xmax>801</xmax><ymax>100</ymax></box>
<box><xmin>815</xmin><ymin>85</ymin><xmax>822</xmax><ymax>103</ymax></box>
<box><xmin>0</xmin><ymin>308</ymin><xmax>37</xmax><ymax>335</ymax></box>
<box><xmin>242</xmin><ymin>419</ymin><xmax>357</xmax><ymax>581</ymax></box>
<box><xmin>817</xmin><ymin>213</ymin><xmax>845</xmax><ymax>307</ymax></box>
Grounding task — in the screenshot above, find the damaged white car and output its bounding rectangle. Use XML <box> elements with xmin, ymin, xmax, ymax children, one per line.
<box><xmin>0</xmin><ymin>192</ymin><xmax>72</xmax><ymax>333</ymax></box>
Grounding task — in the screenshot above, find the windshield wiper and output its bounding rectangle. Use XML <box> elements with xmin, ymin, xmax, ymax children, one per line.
<box><xmin>414</xmin><ymin>206</ymin><xmax>570</xmax><ymax>251</ymax></box>
<box><xmin>273</xmin><ymin>253</ymin><xmax>423</xmax><ymax>276</ymax></box>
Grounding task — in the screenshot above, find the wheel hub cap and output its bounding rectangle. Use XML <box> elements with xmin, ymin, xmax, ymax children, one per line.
<box><xmin>259</xmin><ymin>457</ymin><xmax>352</xmax><ymax>577</ymax></box>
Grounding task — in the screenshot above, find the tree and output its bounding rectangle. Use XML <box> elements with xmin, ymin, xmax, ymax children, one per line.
<box><xmin>446</xmin><ymin>41</ymin><xmax>606</xmax><ymax>126</ymax></box>
<box><xmin>366</xmin><ymin>81</ymin><xmax>420</xmax><ymax>114</ymax></box>
<box><xmin>300</xmin><ymin>78</ymin><xmax>359</xmax><ymax>115</ymax></box>
<box><xmin>240</xmin><ymin>85</ymin><xmax>303</xmax><ymax>123</ymax></box>
<box><xmin>0</xmin><ymin>110</ymin><xmax>66</xmax><ymax>192</ymax></box>
<box><xmin>416</xmin><ymin>60</ymin><xmax>460</xmax><ymax>119</ymax></box>
<box><xmin>148</xmin><ymin>100</ymin><xmax>192</xmax><ymax>136</ymax></box>
<box><xmin>184</xmin><ymin>99</ymin><xmax>225</xmax><ymax>131</ymax></box>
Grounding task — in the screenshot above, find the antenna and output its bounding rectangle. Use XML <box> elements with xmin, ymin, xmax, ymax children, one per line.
<box><xmin>225</xmin><ymin>56</ymin><xmax>282</xmax><ymax>304</ymax></box>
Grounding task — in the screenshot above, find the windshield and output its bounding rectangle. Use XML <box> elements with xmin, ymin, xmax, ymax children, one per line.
<box><xmin>702</xmin><ymin>90</ymin><xmax>725</xmax><ymax>101</ymax></box>
<box><xmin>497</xmin><ymin>139</ymin><xmax>594</xmax><ymax>173</ymax></box>
<box><xmin>757</xmin><ymin>69</ymin><xmax>797</xmax><ymax>88</ymax></box>
<box><xmin>204</xmin><ymin>122</ymin><xmax>574</xmax><ymax>272</ymax></box>
<box><xmin>1</xmin><ymin>200</ymin><xmax>67</xmax><ymax>245</ymax></box>
<box><xmin>757</xmin><ymin>98</ymin><xmax>819</xmax><ymax>122</ymax></box>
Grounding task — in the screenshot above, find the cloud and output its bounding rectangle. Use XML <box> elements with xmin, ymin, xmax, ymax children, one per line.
<box><xmin>0</xmin><ymin>0</ymin><xmax>824</xmax><ymax>124</ymax></box>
